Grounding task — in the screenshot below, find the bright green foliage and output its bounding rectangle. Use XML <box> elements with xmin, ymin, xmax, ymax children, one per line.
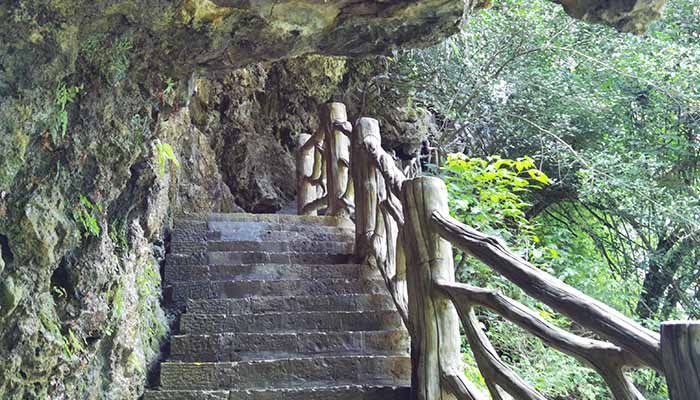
<box><xmin>163</xmin><ymin>77</ymin><xmax>176</xmax><ymax>96</ymax></box>
<box><xmin>50</xmin><ymin>83</ymin><xmax>82</xmax><ymax>143</ymax></box>
<box><xmin>73</xmin><ymin>195</ymin><xmax>102</xmax><ymax>238</ymax></box>
<box><xmin>442</xmin><ymin>153</ymin><xmax>614</xmax><ymax>398</ymax></box>
<box><xmin>155</xmin><ymin>142</ymin><xmax>180</xmax><ymax>177</ymax></box>
<box><xmin>388</xmin><ymin>1</ymin><xmax>697</xmax><ymax>397</ymax></box>
<box><xmin>442</xmin><ymin>154</ymin><xmax>558</xmax><ymax>277</ymax></box>
<box><xmin>443</xmin><ymin>154</ymin><xmax>548</xmax><ymax>249</ymax></box>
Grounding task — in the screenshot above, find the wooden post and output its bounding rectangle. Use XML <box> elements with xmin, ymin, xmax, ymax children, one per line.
<box><xmin>352</xmin><ymin>118</ymin><xmax>383</xmax><ymax>256</ymax></box>
<box><xmin>322</xmin><ymin>102</ymin><xmax>352</xmax><ymax>218</ymax></box>
<box><xmin>297</xmin><ymin>133</ymin><xmax>317</xmax><ymax>215</ymax></box>
<box><xmin>401</xmin><ymin>176</ymin><xmax>465</xmax><ymax>400</ymax></box>
<box><xmin>661</xmin><ymin>321</ymin><xmax>700</xmax><ymax>400</ymax></box>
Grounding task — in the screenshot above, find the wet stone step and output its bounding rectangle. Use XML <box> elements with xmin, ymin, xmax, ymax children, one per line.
<box><xmin>158</xmin><ymin>355</ymin><xmax>411</xmax><ymax>390</ymax></box>
<box><xmin>186</xmin><ymin>294</ymin><xmax>396</xmax><ymax>315</ymax></box>
<box><xmin>169</xmin><ymin>279</ymin><xmax>388</xmax><ymax>305</ymax></box>
<box><xmin>164</xmin><ymin>263</ymin><xmax>377</xmax><ymax>283</ymax></box>
<box><xmin>170</xmin><ymin>330</ymin><xmax>410</xmax><ymax>362</ymax></box>
<box><xmin>144</xmin><ymin>385</ymin><xmax>411</xmax><ymax>400</ymax></box>
<box><xmin>180</xmin><ymin>310</ymin><xmax>403</xmax><ymax>334</ymax></box>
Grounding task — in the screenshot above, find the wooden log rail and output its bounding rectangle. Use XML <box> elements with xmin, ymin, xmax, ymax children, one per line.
<box><xmin>296</xmin><ymin>103</ymin><xmax>700</xmax><ymax>400</ymax></box>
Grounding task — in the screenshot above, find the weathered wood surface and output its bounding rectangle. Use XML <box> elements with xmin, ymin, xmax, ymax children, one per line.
<box><xmin>429</xmin><ymin>210</ymin><xmax>663</xmax><ymax>371</ymax></box>
<box><xmin>401</xmin><ymin>177</ymin><xmax>485</xmax><ymax>400</ymax></box>
<box><xmin>322</xmin><ymin>103</ymin><xmax>353</xmax><ymax>217</ymax></box>
<box><xmin>297</xmin><ymin>133</ymin><xmax>319</xmax><ymax>215</ymax></box>
<box><xmin>437</xmin><ymin>280</ymin><xmax>645</xmax><ymax>400</ymax></box>
<box><xmin>347</xmin><ymin>118</ymin><xmax>406</xmax><ymax>198</ymax></box>
<box><xmin>352</xmin><ymin>118</ymin><xmax>409</xmax><ymax>327</ymax></box>
<box><xmin>661</xmin><ymin>321</ymin><xmax>700</xmax><ymax>400</ymax></box>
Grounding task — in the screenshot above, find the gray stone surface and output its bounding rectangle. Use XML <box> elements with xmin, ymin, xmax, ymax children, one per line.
<box><xmin>186</xmin><ymin>294</ymin><xmax>396</xmax><ymax>315</ymax></box>
<box><xmin>180</xmin><ymin>311</ymin><xmax>403</xmax><ymax>334</ymax></box>
<box><xmin>165</xmin><ymin>263</ymin><xmax>378</xmax><ymax>283</ymax></box>
<box><xmin>154</xmin><ymin>214</ymin><xmax>410</xmax><ymax>398</ymax></box>
<box><xmin>145</xmin><ymin>385</ymin><xmax>411</xmax><ymax>400</ymax></box>
<box><xmin>159</xmin><ymin>356</ymin><xmax>411</xmax><ymax>389</ymax></box>
<box><xmin>170</xmin><ymin>330</ymin><xmax>410</xmax><ymax>361</ymax></box>
<box><xmin>170</xmin><ymin>279</ymin><xmax>388</xmax><ymax>305</ymax></box>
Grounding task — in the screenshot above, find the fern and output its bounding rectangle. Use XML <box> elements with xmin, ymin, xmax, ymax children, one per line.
<box><xmin>155</xmin><ymin>142</ymin><xmax>180</xmax><ymax>176</ymax></box>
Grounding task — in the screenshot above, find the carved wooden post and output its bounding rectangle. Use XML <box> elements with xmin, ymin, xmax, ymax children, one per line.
<box><xmin>297</xmin><ymin>133</ymin><xmax>317</xmax><ymax>215</ymax></box>
<box><xmin>352</xmin><ymin>118</ymin><xmax>382</xmax><ymax>256</ymax></box>
<box><xmin>661</xmin><ymin>321</ymin><xmax>700</xmax><ymax>400</ymax></box>
<box><xmin>322</xmin><ymin>102</ymin><xmax>352</xmax><ymax>218</ymax></box>
<box><xmin>401</xmin><ymin>176</ymin><xmax>465</xmax><ymax>400</ymax></box>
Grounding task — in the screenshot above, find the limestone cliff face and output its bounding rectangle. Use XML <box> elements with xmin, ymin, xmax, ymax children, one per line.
<box><xmin>0</xmin><ymin>0</ymin><xmax>667</xmax><ymax>398</ymax></box>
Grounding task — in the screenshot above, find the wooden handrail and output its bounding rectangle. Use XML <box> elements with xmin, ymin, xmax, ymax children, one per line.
<box><xmin>296</xmin><ymin>104</ymin><xmax>699</xmax><ymax>400</ymax></box>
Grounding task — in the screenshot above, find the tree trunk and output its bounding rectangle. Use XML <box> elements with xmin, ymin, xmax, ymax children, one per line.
<box><xmin>661</xmin><ymin>321</ymin><xmax>700</xmax><ymax>400</ymax></box>
<box><xmin>636</xmin><ymin>235</ymin><xmax>680</xmax><ymax>320</ymax></box>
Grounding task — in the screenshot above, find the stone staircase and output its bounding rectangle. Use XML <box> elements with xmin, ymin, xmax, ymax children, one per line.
<box><xmin>145</xmin><ymin>213</ymin><xmax>411</xmax><ymax>400</ymax></box>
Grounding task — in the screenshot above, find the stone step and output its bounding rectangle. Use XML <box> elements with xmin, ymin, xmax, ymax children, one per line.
<box><xmin>180</xmin><ymin>311</ymin><xmax>403</xmax><ymax>334</ymax></box>
<box><xmin>165</xmin><ymin>263</ymin><xmax>378</xmax><ymax>283</ymax></box>
<box><xmin>203</xmin><ymin>212</ymin><xmax>354</xmax><ymax>227</ymax></box>
<box><xmin>187</xmin><ymin>294</ymin><xmax>396</xmax><ymax>315</ymax></box>
<box><xmin>166</xmin><ymin>252</ymin><xmax>354</xmax><ymax>267</ymax></box>
<box><xmin>170</xmin><ymin>330</ymin><xmax>410</xmax><ymax>362</ymax></box>
<box><xmin>158</xmin><ymin>355</ymin><xmax>411</xmax><ymax>390</ymax></box>
<box><xmin>208</xmin><ymin>220</ymin><xmax>353</xmax><ymax>238</ymax></box>
<box><xmin>171</xmin><ymin>235</ymin><xmax>355</xmax><ymax>254</ymax></box>
<box><xmin>206</xmin><ymin>240</ymin><xmax>354</xmax><ymax>254</ymax></box>
<box><xmin>205</xmin><ymin>226</ymin><xmax>354</xmax><ymax>241</ymax></box>
<box><xmin>144</xmin><ymin>384</ymin><xmax>410</xmax><ymax>400</ymax></box>
<box><xmin>169</xmin><ymin>279</ymin><xmax>387</xmax><ymax>305</ymax></box>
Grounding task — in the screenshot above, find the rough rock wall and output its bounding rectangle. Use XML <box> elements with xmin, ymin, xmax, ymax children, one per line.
<box><xmin>0</xmin><ymin>44</ymin><xmax>429</xmax><ymax>400</ymax></box>
<box><xmin>0</xmin><ymin>0</ymin><xmax>667</xmax><ymax>398</ymax></box>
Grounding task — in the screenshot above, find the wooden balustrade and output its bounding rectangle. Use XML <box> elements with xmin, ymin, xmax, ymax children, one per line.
<box><xmin>296</xmin><ymin>103</ymin><xmax>700</xmax><ymax>400</ymax></box>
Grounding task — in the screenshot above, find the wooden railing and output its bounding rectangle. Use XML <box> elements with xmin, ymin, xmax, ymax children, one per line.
<box><xmin>297</xmin><ymin>104</ymin><xmax>699</xmax><ymax>400</ymax></box>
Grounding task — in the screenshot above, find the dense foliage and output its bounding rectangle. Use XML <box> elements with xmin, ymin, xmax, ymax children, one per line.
<box><xmin>389</xmin><ymin>0</ymin><xmax>700</xmax><ymax>398</ymax></box>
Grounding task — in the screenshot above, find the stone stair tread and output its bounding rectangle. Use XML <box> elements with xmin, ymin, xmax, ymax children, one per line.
<box><xmin>159</xmin><ymin>355</ymin><xmax>411</xmax><ymax>390</ymax></box>
<box><xmin>168</xmin><ymin>278</ymin><xmax>388</xmax><ymax>305</ymax></box>
<box><xmin>144</xmin><ymin>384</ymin><xmax>410</xmax><ymax>400</ymax></box>
<box><xmin>170</xmin><ymin>329</ymin><xmax>409</xmax><ymax>361</ymax></box>
<box><xmin>167</xmin><ymin>252</ymin><xmax>354</xmax><ymax>267</ymax></box>
<box><xmin>186</xmin><ymin>294</ymin><xmax>396</xmax><ymax>314</ymax></box>
<box><xmin>165</xmin><ymin>263</ymin><xmax>377</xmax><ymax>283</ymax></box>
<box><xmin>155</xmin><ymin>214</ymin><xmax>410</xmax><ymax>398</ymax></box>
<box><xmin>179</xmin><ymin>310</ymin><xmax>402</xmax><ymax>334</ymax></box>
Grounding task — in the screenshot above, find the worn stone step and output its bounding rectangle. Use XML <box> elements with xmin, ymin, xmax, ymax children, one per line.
<box><xmin>159</xmin><ymin>355</ymin><xmax>411</xmax><ymax>390</ymax></box>
<box><xmin>170</xmin><ymin>330</ymin><xmax>410</xmax><ymax>362</ymax></box>
<box><xmin>187</xmin><ymin>294</ymin><xmax>396</xmax><ymax>315</ymax></box>
<box><xmin>206</xmin><ymin>240</ymin><xmax>354</xmax><ymax>253</ymax></box>
<box><xmin>166</xmin><ymin>252</ymin><xmax>354</xmax><ymax>267</ymax></box>
<box><xmin>169</xmin><ymin>279</ymin><xmax>387</xmax><ymax>305</ymax></box>
<box><xmin>204</xmin><ymin>212</ymin><xmax>354</xmax><ymax>227</ymax></box>
<box><xmin>165</xmin><ymin>263</ymin><xmax>377</xmax><ymax>283</ymax></box>
<box><xmin>144</xmin><ymin>384</ymin><xmax>410</xmax><ymax>400</ymax></box>
<box><xmin>171</xmin><ymin>234</ymin><xmax>355</xmax><ymax>254</ymax></box>
<box><xmin>208</xmin><ymin>220</ymin><xmax>353</xmax><ymax>239</ymax></box>
<box><xmin>180</xmin><ymin>311</ymin><xmax>403</xmax><ymax>334</ymax></box>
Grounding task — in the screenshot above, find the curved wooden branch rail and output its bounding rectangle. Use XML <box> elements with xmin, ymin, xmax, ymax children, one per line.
<box><xmin>297</xmin><ymin>103</ymin><xmax>700</xmax><ymax>400</ymax></box>
<box><xmin>429</xmin><ymin>210</ymin><xmax>663</xmax><ymax>372</ymax></box>
<box><xmin>437</xmin><ymin>280</ymin><xmax>645</xmax><ymax>400</ymax></box>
